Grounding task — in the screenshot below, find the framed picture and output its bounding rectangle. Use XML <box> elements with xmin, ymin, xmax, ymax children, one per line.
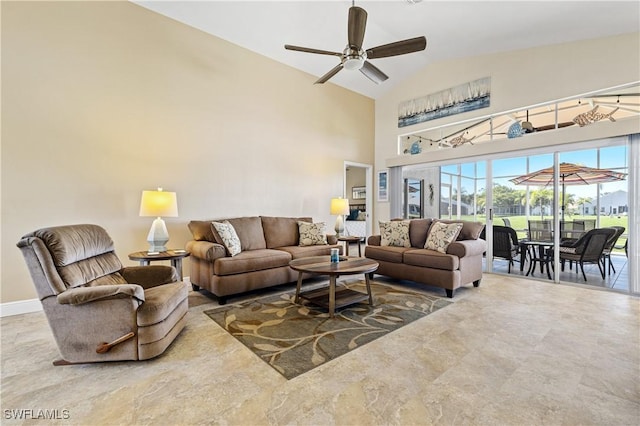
<box><xmin>352</xmin><ymin>186</ymin><xmax>366</xmax><ymax>200</ymax></box>
<box><xmin>378</xmin><ymin>170</ymin><xmax>388</xmax><ymax>202</ymax></box>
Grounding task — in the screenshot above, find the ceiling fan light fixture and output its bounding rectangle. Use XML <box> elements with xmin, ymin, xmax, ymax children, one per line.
<box><xmin>342</xmin><ymin>46</ymin><xmax>365</xmax><ymax>70</ymax></box>
<box><xmin>344</xmin><ymin>56</ymin><xmax>365</xmax><ymax>70</ymax></box>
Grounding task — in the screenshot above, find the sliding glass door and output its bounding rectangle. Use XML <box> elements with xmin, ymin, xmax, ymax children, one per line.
<box><xmin>402</xmin><ymin>138</ymin><xmax>632</xmax><ymax>293</ymax></box>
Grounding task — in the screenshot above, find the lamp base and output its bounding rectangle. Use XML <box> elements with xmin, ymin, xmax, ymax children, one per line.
<box><xmin>334</xmin><ymin>215</ymin><xmax>345</xmax><ymax>237</ymax></box>
<box><xmin>147</xmin><ymin>217</ymin><xmax>169</xmax><ymax>253</ymax></box>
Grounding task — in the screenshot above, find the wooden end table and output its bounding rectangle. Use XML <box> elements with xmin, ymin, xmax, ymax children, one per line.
<box><xmin>289</xmin><ymin>255</ymin><xmax>378</xmax><ymax>318</ymax></box>
<box><xmin>337</xmin><ymin>235</ymin><xmax>364</xmax><ymax>257</ymax></box>
<box><xmin>128</xmin><ymin>249</ymin><xmax>190</xmax><ymax>281</ymax></box>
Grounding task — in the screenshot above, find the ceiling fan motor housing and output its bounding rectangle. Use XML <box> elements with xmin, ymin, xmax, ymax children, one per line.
<box><xmin>343</xmin><ymin>46</ymin><xmax>366</xmax><ymax>70</ymax></box>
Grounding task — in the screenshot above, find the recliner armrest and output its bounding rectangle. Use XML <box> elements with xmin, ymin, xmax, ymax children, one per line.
<box><xmin>121</xmin><ymin>265</ymin><xmax>179</xmax><ymax>288</ymax></box>
<box><xmin>185</xmin><ymin>240</ymin><xmax>227</xmax><ymax>261</ymax></box>
<box><xmin>57</xmin><ymin>284</ymin><xmax>145</xmax><ymax>305</ymax></box>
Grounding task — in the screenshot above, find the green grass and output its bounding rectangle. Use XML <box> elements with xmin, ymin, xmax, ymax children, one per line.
<box><xmin>457</xmin><ymin>214</ymin><xmax>629</xmax><ymax>254</ymax></box>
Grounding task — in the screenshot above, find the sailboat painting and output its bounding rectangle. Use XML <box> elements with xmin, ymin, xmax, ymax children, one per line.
<box><xmin>398</xmin><ymin>77</ymin><xmax>491</xmax><ymax>128</ymax></box>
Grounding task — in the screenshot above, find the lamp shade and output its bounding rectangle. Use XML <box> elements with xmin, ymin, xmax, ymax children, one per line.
<box><xmin>330</xmin><ymin>197</ymin><xmax>350</xmax><ymax>215</ymax></box>
<box><xmin>139</xmin><ymin>189</ymin><xmax>178</xmax><ymax>217</ymax></box>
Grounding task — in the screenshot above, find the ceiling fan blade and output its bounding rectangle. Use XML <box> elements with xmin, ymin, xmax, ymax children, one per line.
<box><xmin>284</xmin><ymin>45</ymin><xmax>342</xmax><ymax>57</ymax></box>
<box><xmin>347</xmin><ymin>6</ymin><xmax>367</xmax><ymax>50</ymax></box>
<box><xmin>315</xmin><ymin>64</ymin><xmax>344</xmax><ymax>84</ymax></box>
<box><xmin>366</xmin><ymin>36</ymin><xmax>427</xmax><ymax>59</ymax></box>
<box><xmin>360</xmin><ymin>61</ymin><xmax>388</xmax><ymax>84</ymax></box>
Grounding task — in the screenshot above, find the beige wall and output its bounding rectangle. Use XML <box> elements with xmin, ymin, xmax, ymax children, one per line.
<box><xmin>374</xmin><ymin>32</ymin><xmax>640</xmax><ymax>222</ymax></box>
<box><xmin>1</xmin><ymin>2</ymin><xmax>374</xmax><ymax>303</ymax></box>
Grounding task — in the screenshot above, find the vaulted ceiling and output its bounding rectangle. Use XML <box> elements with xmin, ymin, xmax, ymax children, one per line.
<box><xmin>133</xmin><ymin>1</ymin><xmax>640</xmax><ymax>99</ymax></box>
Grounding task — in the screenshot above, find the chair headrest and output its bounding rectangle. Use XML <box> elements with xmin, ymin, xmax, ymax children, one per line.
<box><xmin>24</xmin><ymin>224</ymin><xmax>115</xmax><ymax>267</ymax></box>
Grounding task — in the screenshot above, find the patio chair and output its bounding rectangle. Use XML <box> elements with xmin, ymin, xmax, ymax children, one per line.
<box><xmin>557</xmin><ymin>227</ymin><xmax>616</xmax><ymax>281</ymax></box>
<box><xmin>16</xmin><ymin>224</ymin><xmax>189</xmax><ymax>365</ymax></box>
<box><xmin>614</xmin><ymin>239</ymin><xmax>628</xmax><ymax>258</ymax></box>
<box><xmin>502</xmin><ymin>218</ymin><xmax>512</xmax><ymax>227</ymax></box>
<box><xmin>492</xmin><ymin>225</ymin><xmax>521</xmax><ymax>273</ymax></box>
<box><xmin>601</xmin><ymin>226</ymin><xmax>625</xmax><ymax>275</ymax></box>
<box><xmin>528</xmin><ymin>219</ymin><xmax>552</xmax><ymax>242</ymax></box>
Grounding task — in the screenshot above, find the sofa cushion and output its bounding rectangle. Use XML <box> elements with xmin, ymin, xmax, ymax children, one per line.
<box><xmin>298</xmin><ymin>221</ymin><xmax>328</xmax><ymax>246</ymax></box>
<box><xmin>434</xmin><ymin>219</ymin><xmax>485</xmax><ymax>241</ymax></box>
<box><xmin>225</xmin><ymin>217</ymin><xmax>267</xmax><ymax>251</ymax></box>
<box><xmin>277</xmin><ymin>244</ymin><xmax>337</xmax><ymax>259</ymax></box>
<box><xmin>212</xmin><ymin>221</ymin><xmax>242</xmax><ymax>256</ymax></box>
<box><xmin>364</xmin><ymin>245</ymin><xmax>411</xmax><ymax>263</ymax></box>
<box><xmin>188</xmin><ymin>220</ymin><xmax>217</xmax><ymax>242</ymax></box>
<box><xmin>403</xmin><ymin>249</ymin><xmax>460</xmax><ymax>271</ymax></box>
<box><xmin>408</xmin><ymin>219</ymin><xmax>433</xmax><ymax>248</ymax></box>
<box><xmin>213</xmin><ymin>249</ymin><xmax>292</xmax><ymax>276</ymax></box>
<box><xmin>379</xmin><ymin>220</ymin><xmax>411</xmax><ymax>247</ymax></box>
<box><xmin>425</xmin><ymin>221</ymin><xmax>463</xmax><ymax>253</ymax></box>
<box><xmin>261</xmin><ymin>216</ymin><xmax>312</xmax><ymax>248</ymax></box>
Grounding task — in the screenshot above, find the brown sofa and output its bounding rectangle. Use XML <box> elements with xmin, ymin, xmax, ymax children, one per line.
<box><xmin>186</xmin><ymin>216</ymin><xmax>341</xmax><ymax>304</ymax></box>
<box><xmin>365</xmin><ymin>219</ymin><xmax>486</xmax><ymax>298</ymax></box>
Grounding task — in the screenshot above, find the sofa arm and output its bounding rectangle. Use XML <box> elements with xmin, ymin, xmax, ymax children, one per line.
<box><xmin>121</xmin><ymin>265</ymin><xmax>179</xmax><ymax>288</ymax></box>
<box><xmin>447</xmin><ymin>239</ymin><xmax>487</xmax><ymax>258</ymax></box>
<box><xmin>186</xmin><ymin>240</ymin><xmax>227</xmax><ymax>262</ymax></box>
<box><xmin>57</xmin><ymin>284</ymin><xmax>145</xmax><ymax>305</ymax></box>
<box><xmin>367</xmin><ymin>235</ymin><xmax>381</xmax><ymax>246</ymax></box>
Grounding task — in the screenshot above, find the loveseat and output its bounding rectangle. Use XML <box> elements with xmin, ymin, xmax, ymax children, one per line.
<box><xmin>365</xmin><ymin>218</ymin><xmax>486</xmax><ymax>298</ymax></box>
<box><xmin>186</xmin><ymin>216</ymin><xmax>341</xmax><ymax>304</ymax></box>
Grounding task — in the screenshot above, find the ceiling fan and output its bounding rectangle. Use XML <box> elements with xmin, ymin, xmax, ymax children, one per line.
<box><xmin>284</xmin><ymin>1</ymin><xmax>427</xmax><ymax>84</ymax></box>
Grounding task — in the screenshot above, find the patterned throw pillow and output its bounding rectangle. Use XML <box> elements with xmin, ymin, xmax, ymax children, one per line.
<box><xmin>298</xmin><ymin>222</ymin><xmax>328</xmax><ymax>246</ymax></box>
<box><xmin>211</xmin><ymin>221</ymin><xmax>242</xmax><ymax>256</ymax></box>
<box><xmin>379</xmin><ymin>220</ymin><xmax>411</xmax><ymax>247</ymax></box>
<box><xmin>424</xmin><ymin>221</ymin><xmax>463</xmax><ymax>253</ymax></box>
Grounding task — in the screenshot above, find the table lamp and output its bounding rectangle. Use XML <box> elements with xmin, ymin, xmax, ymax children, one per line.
<box><xmin>330</xmin><ymin>197</ymin><xmax>350</xmax><ymax>236</ymax></box>
<box><xmin>139</xmin><ymin>188</ymin><xmax>178</xmax><ymax>253</ymax></box>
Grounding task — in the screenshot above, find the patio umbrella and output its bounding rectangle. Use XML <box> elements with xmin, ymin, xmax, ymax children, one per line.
<box><xmin>509</xmin><ymin>162</ymin><xmax>627</xmax><ymax>218</ymax></box>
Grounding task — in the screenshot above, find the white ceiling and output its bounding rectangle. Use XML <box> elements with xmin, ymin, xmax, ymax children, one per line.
<box><xmin>133</xmin><ymin>1</ymin><xmax>640</xmax><ymax>99</ymax></box>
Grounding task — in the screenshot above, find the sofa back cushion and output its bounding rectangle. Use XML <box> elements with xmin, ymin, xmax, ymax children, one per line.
<box><xmin>261</xmin><ymin>216</ymin><xmax>312</xmax><ymax>248</ymax></box>
<box><xmin>408</xmin><ymin>219</ymin><xmax>433</xmax><ymax>248</ymax></box>
<box><xmin>188</xmin><ymin>220</ymin><xmax>217</xmax><ymax>242</ymax></box>
<box><xmin>434</xmin><ymin>219</ymin><xmax>485</xmax><ymax>240</ymax></box>
<box><xmin>215</xmin><ymin>217</ymin><xmax>266</xmax><ymax>251</ymax></box>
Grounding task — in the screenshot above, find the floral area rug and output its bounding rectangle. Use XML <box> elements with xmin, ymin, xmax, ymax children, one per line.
<box><xmin>204</xmin><ymin>280</ymin><xmax>452</xmax><ymax>380</ymax></box>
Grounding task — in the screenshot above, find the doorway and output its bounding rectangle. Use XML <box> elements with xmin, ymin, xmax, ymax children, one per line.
<box><xmin>344</xmin><ymin>161</ymin><xmax>373</xmax><ymax>238</ymax></box>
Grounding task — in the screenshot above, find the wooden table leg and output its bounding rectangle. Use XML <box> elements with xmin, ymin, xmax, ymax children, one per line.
<box><xmin>357</xmin><ymin>240</ymin><xmax>362</xmax><ymax>257</ymax></box>
<box><xmin>329</xmin><ymin>275</ymin><xmax>336</xmax><ymax>318</ymax></box>
<box><xmin>344</xmin><ymin>242</ymin><xmax>350</xmax><ymax>256</ymax></box>
<box><xmin>364</xmin><ymin>273</ymin><xmax>373</xmax><ymax>305</ymax></box>
<box><xmin>294</xmin><ymin>272</ymin><xmax>304</xmax><ymax>304</ymax></box>
<box><xmin>171</xmin><ymin>258</ymin><xmax>184</xmax><ymax>281</ymax></box>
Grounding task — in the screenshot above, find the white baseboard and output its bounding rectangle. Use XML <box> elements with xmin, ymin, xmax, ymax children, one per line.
<box><xmin>0</xmin><ymin>298</ymin><xmax>43</xmax><ymax>317</ymax></box>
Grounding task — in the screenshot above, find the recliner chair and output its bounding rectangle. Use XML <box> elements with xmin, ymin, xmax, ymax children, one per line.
<box><xmin>17</xmin><ymin>224</ymin><xmax>188</xmax><ymax>365</ymax></box>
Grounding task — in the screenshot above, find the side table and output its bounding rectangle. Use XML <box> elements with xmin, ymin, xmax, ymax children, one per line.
<box><xmin>128</xmin><ymin>250</ymin><xmax>190</xmax><ymax>281</ymax></box>
<box><xmin>337</xmin><ymin>235</ymin><xmax>364</xmax><ymax>257</ymax></box>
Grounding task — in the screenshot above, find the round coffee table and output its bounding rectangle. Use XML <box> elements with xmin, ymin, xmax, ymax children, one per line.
<box><xmin>289</xmin><ymin>255</ymin><xmax>378</xmax><ymax>317</ymax></box>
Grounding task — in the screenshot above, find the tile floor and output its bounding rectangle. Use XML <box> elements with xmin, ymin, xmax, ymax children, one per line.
<box><xmin>1</xmin><ymin>273</ymin><xmax>638</xmax><ymax>425</ymax></box>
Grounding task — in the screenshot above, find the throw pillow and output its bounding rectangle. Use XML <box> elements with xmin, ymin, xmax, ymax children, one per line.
<box><xmin>298</xmin><ymin>221</ymin><xmax>328</xmax><ymax>246</ymax></box>
<box><xmin>211</xmin><ymin>221</ymin><xmax>242</xmax><ymax>256</ymax></box>
<box><xmin>424</xmin><ymin>221</ymin><xmax>463</xmax><ymax>253</ymax></box>
<box><xmin>356</xmin><ymin>211</ymin><xmax>367</xmax><ymax>221</ymax></box>
<box><xmin>379</xmin><ymin>220</ymin><xmax>411</xmax><ymax>247</ymax></box>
